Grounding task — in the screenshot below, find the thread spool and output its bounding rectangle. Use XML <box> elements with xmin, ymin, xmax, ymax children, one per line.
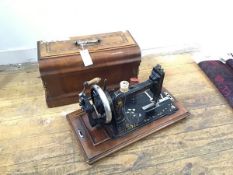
<box><xmin>120</xmin><ymin>81</ymin><xmax>129</xmax><ymax>93</ymax></box>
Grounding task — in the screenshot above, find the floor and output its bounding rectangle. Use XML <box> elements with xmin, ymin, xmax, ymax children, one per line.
<box><xmin>0</xmin><ymin>54</ymin><xmax>232</xmax><ymax>175</ymax></box>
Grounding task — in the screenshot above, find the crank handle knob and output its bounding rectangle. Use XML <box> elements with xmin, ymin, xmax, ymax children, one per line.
<box><xmin>85</xmin><ymin>77</ymin><xmax>101</xmax><ymax>86</ymax></box>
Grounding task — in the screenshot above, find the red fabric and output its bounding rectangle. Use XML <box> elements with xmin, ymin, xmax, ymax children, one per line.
<box><xmin>226</xmin><ymin>59</ymin><xmax>233</xmax><ymax>71</ymax></box>
<box><xmin>199</xmin><ymin>59</ymin><xmax>233</xmax><ymax>108</ymax></box>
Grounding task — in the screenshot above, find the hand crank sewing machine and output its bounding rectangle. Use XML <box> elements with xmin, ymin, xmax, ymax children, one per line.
<box><xmin>38</xmin><ymin>31</ymin><xmax>189</xmax><ymax>164</ymax></box>
<box><xmin>79</xmin><ymin>65</ymin><xmax>177</xmax><ymax>138</ymax></box>
<box><xmin>67</xmin><ymin>65</ymin><xmax>189</xmax><ymax>164</ymax></box>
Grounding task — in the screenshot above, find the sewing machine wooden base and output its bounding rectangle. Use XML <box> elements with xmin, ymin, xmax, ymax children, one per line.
<box><xmin>67</xmin><ymin>98</ymin><xmax>189</xmax><ymax>164</ymax></box>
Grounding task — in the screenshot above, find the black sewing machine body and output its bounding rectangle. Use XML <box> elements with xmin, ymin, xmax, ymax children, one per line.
<box><xmin>79</xmin><ymin>65</ymin><xmax>178</xmax><ymax>138</ymax></box>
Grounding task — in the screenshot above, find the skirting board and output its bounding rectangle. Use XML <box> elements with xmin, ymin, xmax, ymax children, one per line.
<box><xmin>0</xmin><ymin>48</ymin><xmax>37</xmax><ymax>65</ymax></box>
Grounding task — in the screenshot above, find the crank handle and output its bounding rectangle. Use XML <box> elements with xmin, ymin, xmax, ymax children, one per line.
<box><xmin>85</xmin><ymin>77</ymin><xmax>101</xmax><ymax>86</ymax></box>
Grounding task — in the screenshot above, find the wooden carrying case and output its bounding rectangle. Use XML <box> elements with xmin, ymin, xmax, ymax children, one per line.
<box><xmin>38</xmin><ymin>31</ymin><xmax>141</xmax><ymax>107</ymax></box>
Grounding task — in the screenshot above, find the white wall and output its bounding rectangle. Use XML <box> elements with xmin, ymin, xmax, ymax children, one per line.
<box><xmin>0</xmin><ymin>0</ymin><xmax>233</xmax><ymax>64</ymax></box>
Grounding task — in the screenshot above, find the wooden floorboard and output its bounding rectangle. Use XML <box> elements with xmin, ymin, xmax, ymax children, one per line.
<box><xmin>0</xmin><ymin>53</ymin><xmax>232</xmax><ymax>175</ymax></box>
